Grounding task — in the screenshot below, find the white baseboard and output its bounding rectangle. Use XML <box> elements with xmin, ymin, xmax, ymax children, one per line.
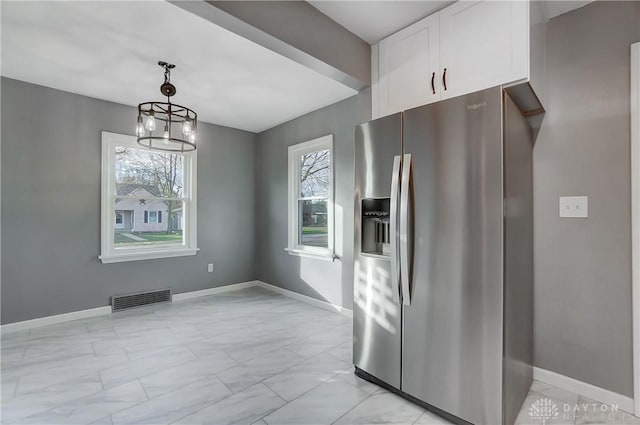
<box><xmin>0</xmin><ymin>306</ymin><xmax>112</xmax><ymax>334</ymax></box>
<box><xmin>0</xmin><ymin>280</ymin><xmax>351</xmax><ymax>334</ymax></box>
<box><xmin>255</xmin><ymin>280</ymin><xmax>353</xmax><ymax>318</ymax></box>
<box><xmin>172</xmin><ymin>281</ymin><xmax>258</xmax><ymax>302</ymax></box>
<box><xmin>533</xmin><ymin>367</ymin><xmax>635</xmax><ymax>414</ymax></box>
<box><xmin>0</xmin><ymin>280</ymin><xmax>259</xmax><ymax>334</ymax></box>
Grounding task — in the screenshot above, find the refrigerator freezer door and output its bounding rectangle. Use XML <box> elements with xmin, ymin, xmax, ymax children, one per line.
<box><xmin>354</xmin><ymin>113</ymin><xmax>403</xmax><ymax>389</ymax></box>
<box><xmin>401</xmin><ymin>87</ymin><xmax>505</xmax><ymax>424</ymax></box>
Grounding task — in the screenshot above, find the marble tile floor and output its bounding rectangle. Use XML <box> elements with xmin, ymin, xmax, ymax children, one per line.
<box><xmin>1</xmin><ymin>286</ymin><xmax>638</xmax><ymax>425</ymax></box>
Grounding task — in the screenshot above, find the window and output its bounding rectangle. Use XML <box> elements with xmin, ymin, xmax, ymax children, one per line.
<box><xmin>144</xmin><ymin>210</ymin><xmax>162</xmax><ymax>224</ymax></box>
<box><xmin>100</xmin><ymin>131</ymin><xmax>197</xmax><ymax>263</ymax></box>
<box><xmin>287</xmin><ymin>134</ymin><xmax>334</xmax><ymax>259</ymax></box>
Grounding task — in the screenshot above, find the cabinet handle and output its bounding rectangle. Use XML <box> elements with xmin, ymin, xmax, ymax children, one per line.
<box><xmin>442</xmin><ymin>68</ymin><xmax>447</xmax><ymax>91</ymax></box>
<box><xmin>431</xmin><ymin>72</ymin><xmax>435</xmax><ymax>94</ymax></box>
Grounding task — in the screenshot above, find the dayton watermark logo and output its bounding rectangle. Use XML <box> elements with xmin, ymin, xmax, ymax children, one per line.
<box><xmin>529</xmin><ymin>398</ymin><xmax>560</xmax><ymax>424</ymax></box>
<box><xmin>528</xmin><ymin>397</ymin><xmax>628</xmax><ymax>424</ymax></box>
<box><xmin>568</xmin><ymin>401</ymin><xmax>627</xmax><ymax>423</ymax></box>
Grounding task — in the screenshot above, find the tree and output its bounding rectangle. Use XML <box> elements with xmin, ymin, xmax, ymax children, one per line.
<box><xmin>299</xmin><ymin>149</ymin><xmax>330</xmax><ymax>197</ymax></box>
<box><xmin>115</xmin><ymin>147</ymin><xmax>183</xmax><ymax>233</ymax></box>
<box><xmin>298</xmin><ymin>149</ymin><xmax>330</xmax><ymax>231</ymax></box>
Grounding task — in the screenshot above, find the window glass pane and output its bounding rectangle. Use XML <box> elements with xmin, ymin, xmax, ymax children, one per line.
<box><xmin>148</xmin><ymin>211</ymin><xmax>158</xmax><ymax>223</ymax></box>
<box><xmin>114</xmin><ymin>198</ymin><xmax>184</xmax><ymax>248</ymax></box>
<box><xmin>115</xmin><ymin>146</ymin><xmax>183</xmax><ymax>198</ymax></box>
<box><xmin>299</xmin><ymin>149</ymin><xmax>330</xmax><ymax>197</ymax></box>
<box><xmin>298</xmin><ymin>199</ymin><xmax>328</xmax><ymax>247</ymax></box>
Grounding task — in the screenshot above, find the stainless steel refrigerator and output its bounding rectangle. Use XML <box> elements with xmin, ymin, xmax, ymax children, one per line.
<box><xmin>353</xmin><ymin>86</ymin><xmax>534</xmax><ymax>425</ymax></box>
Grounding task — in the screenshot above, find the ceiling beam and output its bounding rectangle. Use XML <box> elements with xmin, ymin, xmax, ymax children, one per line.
<box><xmin>169</xmin><ymin>0</ymin><xmax>369</xmax><ymax>91</ymax></box>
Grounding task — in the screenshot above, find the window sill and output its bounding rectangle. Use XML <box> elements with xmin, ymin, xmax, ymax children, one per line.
<box><xmin>99</xmin><ymin>248</ymin><xmax>199</xmax><ymax>264</ymax></box>
<box><xmin>284</xmin><ymin>248</ymin><xmax>337</xmax><ymax>262</ymax></box>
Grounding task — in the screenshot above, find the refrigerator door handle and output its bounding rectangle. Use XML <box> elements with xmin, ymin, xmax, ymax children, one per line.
<box><xmin>400</xmin><ymin>153</ymin><xmax>412</xmax><ymax>306</ymax></box>
<box><xmin>390</xmin><ymin>155</ymin><xmax>402</xmax><ymax>304</ymax></box>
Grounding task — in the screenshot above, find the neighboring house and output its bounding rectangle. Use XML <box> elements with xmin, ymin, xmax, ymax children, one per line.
<box><xmin>170</xmin><ymin>207</ymin><xmax>183</xmax><ymax>232</ymax></box>
<box><xmin>115</xmin><ymin>184</ymin><xmax>182</xmax><ymax>232</ymax></box>
<box><xmin>302</xmin><ymin>202</ymin><xmax>328</xmax><ymax>227</ymax></box>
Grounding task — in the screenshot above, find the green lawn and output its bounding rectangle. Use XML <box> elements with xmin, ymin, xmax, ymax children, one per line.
<box><xmin>115</xmin><ymin>231</ymin><xmax>183</xmax><ymax>246</ymax></box>
<box><xmin>302</xmin><ymin>226</ymin><xmax>327</xmax><ymax>235</ymax></box>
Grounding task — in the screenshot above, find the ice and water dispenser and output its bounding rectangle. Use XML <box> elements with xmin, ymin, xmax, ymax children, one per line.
<box><xmin>361</xmin><ymin>198</ymin><xmax>391</xmax><ymax>257</ymax></box>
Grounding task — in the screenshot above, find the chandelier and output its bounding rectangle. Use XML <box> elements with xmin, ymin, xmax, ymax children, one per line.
<box><xmin>136</xmin><ymin>61</ymin><xmax>198</xmax><ymax>152</ymax></box>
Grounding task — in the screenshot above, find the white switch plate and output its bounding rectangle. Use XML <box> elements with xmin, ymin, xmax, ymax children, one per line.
<box><xmin>207</xmin><ymin>263</ymin><xmax>214</xmax><ymax>273</ymax></box>
<box><xmin>559</xmin><ymin>196</ymin><xmax>588</xmax><ymax>218</ymax></box>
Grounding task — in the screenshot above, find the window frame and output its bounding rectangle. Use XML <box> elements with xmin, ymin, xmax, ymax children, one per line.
<box><xmin>286</xmin><ymin>134</ymin><xmax>335</xmax><ymax>260</ymax></box>
<box><xmin>99</xmin><ymin>131</ymin><xmax>198</xmax><ymax>263</ymax></box>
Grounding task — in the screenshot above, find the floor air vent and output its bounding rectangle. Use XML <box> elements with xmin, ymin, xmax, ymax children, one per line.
<box><xmin>111</xmin><ymin>289</ymin><xmax>172</xmax><ymax>312</ymax></box>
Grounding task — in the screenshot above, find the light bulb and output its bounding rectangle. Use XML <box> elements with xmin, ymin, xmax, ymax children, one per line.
<box><xmin>182</xmin><ymin>119</ymin><xmax>192</xmax><ymax>137</ymax></box>
<box><xmin>136</xmin><ymin>120</ymin><xmax>145</xmax><ymax>138</ymax></box>
<box><xmin>144</xmin><ymin>114</ymin><xmax>156</xmax><ymax>132</ymax></box>
<box><xmin>189</xmin><ymin>129</ymin><xmax>196</xmax><ymax>143</ymax></box>
<box><xmin>163</xmin><ymin>122</ymin><xmax>170</xmax><ymax>143</ymax></box>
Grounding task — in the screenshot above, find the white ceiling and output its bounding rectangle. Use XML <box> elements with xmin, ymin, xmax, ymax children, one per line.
<box><xmin>309</xmin><ymin>1</ymin><xmax>454</xmax><ymax>44</ymax></box>
<box><xmin>1</xmin><ymin>1</ymin><xmax>357</xmax><ymax>133</ymax></box>
<box><xmin>309</xmin><ymin>0</ymin><xmax>596</xmax><ymax>45</ymax></box>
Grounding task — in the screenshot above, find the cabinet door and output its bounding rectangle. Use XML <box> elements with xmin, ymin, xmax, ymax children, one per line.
<box><xmin>439</xmin><ymin>0</ymin><xmax>528</xmax><ymax>99</ymax></box>
<box><xmin>377</xmin><ymin>13</ymin><xmax>440</xmax><ymax>118</ymax></box>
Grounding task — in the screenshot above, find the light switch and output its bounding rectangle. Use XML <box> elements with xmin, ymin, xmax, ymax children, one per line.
<box><xmin>559</xmin><ymin>196</ymin><xmax>588</xmax><ymax>218</ymax></box>
<box><xmin>207</xmin><ymin>263</ymin><xmax>214</xmax><ymax>273</ymax></box>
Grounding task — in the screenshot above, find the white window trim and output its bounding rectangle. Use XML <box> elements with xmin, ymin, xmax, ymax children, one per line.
<box><xmin>99</xmin><ymin>131</ymin><xmax>198</xmax><ymax>264</ymax></box>
<box><xmin>286</xmin><ymin>134</ymin><xmax>335</xmax><ymax>260</ymax></box>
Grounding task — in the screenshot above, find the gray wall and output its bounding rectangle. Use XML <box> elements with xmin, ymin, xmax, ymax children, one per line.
<box><xmin>1</xmin><ymin>77</ymin><xmax>256</xmax><ymax>324</ymax></box>
<box><xmin>533</xmin><ymin>1</ymin><xmax>640</xmax><ymax>396</ymax></box>
<box><xmin>255</xmin><ymin>90</ymin><xmax>371</xmax><ymax>310</ymax></box>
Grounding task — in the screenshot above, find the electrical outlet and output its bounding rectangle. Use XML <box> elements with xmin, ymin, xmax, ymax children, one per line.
<box><xmin>559</xmin><ymin>196</ymin><xmax>588</xmax><ymax>218</ymax></box>
<box><xmin>207</xmin><ymin>263</ymin><xmax>214</xmax><ymax>273</ymax></box>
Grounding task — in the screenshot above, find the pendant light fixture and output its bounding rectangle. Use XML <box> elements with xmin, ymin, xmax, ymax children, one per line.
<box><xmin>136</xmin><ymin>61</ymin><xmax>197</xmax><ymax>152</ymax></box>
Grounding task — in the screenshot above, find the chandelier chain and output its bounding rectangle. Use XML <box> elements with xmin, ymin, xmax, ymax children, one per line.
<box><xmin>164</xmin><ymin>65</ymin><xmax>171</xmax><ymax>85</ymax></box>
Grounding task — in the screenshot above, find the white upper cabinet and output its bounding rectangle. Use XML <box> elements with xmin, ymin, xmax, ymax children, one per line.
<box><xmin>372</xmin><ymin>0</ymin><xmax>542</xmax><ymax>119</ymax></box>
<box><xmin>439</xmin><ymin>0</ymin><xmax>528</xmax><ymax>99</ymax></box>
<box><xmin>376</xmin><ymin>14</ymin><xmax>440</xmax><ymax>118</ymax></box>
